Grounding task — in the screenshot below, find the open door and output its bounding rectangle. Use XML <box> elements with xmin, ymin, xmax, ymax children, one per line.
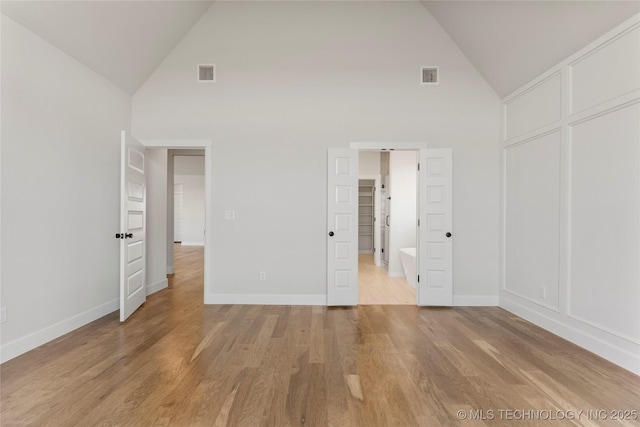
<box><xmin>327</xmin><ymin>148</ymin><xmax>359</xmax><ymax>306</ymax></box>
<box><xmin>417</xmin><ymin>149</ymin><xmax>453</xmax><ymax>306</ymax></box>
<box><xmin>119</xmin><ymin>130</ymin><xmax>147</xmax><ymax>321</ymax></box>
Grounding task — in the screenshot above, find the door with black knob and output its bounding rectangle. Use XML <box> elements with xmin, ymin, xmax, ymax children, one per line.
<box><xmin>417</xmin><ymin>148</ymin><xmax>453</xmax><ymax>306</ymax></box>
<box><xmin>326</xmin><ymin>148</ymin><xmax>358</xmax><ymax>306</ymax></box>
<box><xmin>119</xmin><ymin>130</ymin><xmax>147</xmax><ymax>322</ymax></box>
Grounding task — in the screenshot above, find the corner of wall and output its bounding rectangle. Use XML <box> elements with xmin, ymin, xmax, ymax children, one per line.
<box><xmin>499</xmin><ymin>15</ymin><xmax>640</xmax><ymax>374</ymax></box>
<box><xmin>0</xmin><ymin>299</ymin><xmax>118</xmax><ymax>364</ymax></box>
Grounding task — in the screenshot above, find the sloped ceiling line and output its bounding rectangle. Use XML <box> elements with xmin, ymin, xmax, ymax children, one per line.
<box><xmin>2</xmin><ymin>1</ymin><xmax>638</xmax><ymax>97</ymax></box>
<box><xmin>421</xmin><ymin>0</ymin><xmax>639</xmax><ymax>97</ymax></box>
<box><xmin>1</xmin><ymin>0</ymin><xmax>215</xmax><ymax>94</ymax></box>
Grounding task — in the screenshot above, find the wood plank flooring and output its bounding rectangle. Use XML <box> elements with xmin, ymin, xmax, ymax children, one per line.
<box><xmin>2</xmin><ymin>245</ymin><xmax>639</xmax><ymax>426</ymax></box>
<box><xmin>358</xmin><ymin>254</ymin><xmax>416</xmax><ymax>305</ymax></box>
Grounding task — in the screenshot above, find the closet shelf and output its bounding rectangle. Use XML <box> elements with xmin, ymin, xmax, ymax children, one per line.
<box><xmin>358</xmin><ymin>180</ymin><xmax>375</xmax><ymax>253</ymax></box>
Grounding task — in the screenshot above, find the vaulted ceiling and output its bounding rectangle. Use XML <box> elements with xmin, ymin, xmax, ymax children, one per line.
<box><xmin>1</xmin><ymin>0</ymin><xmax>214</xmax><ymax>94</ymax></box>
<box><xmin>420</xmin><ymin>1</ymin><xmax>640</xmax><ymax>96</ymax></box>
<box><xmin>2</xmin><ymin>1</ymin><xmax>638</xmax><ymax>97</ymax></box>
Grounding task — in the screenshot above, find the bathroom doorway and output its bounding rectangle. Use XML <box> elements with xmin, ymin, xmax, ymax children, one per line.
<box><xmin>357</xmin><ymin>150</ymin><xmax>417</xmax><ymax>305</ymax></box>
<box><xmin>327</xmin><ymin>144</ymin><xmax>453</xmax><ymax>307</ymax></box>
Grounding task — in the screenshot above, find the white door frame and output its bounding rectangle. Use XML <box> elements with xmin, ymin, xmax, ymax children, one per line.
<box><xmin>140</xmin><ymin>138</ymin><xmax>213</xmax><ymax>304</ymax></box>
<box><xmin>358</xmin><ymin>174</ymin><xmax>382</xmax><ymax>266</ymax></box>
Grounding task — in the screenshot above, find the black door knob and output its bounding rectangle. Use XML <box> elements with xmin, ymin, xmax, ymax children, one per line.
<box><xmin>446</xmin><ymin>232</ymin><xmax>452</xmax><ymax>238</ymax></box>
<box><xmin>125</xmin><ymin>233</ymin><xmax>133</xmax><ymax>239</ymax></box>
<box><xmin>328</xmin><ymin>231</ymin><xmax>335</xmax><ymax>237</ymax></box>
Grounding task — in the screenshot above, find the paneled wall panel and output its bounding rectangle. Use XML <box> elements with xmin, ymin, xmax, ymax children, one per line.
<box><xmin>501</xmin><ymin>15</ymin><xmax>640</xmax><ymax>373</ymax></box>
<box><xmin>505</xmin><ymin>73</ymin><xmax>561</xmax><ymax>140</ymax></box>
<box><xmin>504</xmin><ymin>132</ymin><xmax>561</xmax><ymax>309</ymax></box>
<box><xmin>568</xmin><ymin>103</ymin><xmax>640</xmax><ymax>342</ymax></box>
<box><xmin>570</xmin><ymin>25</ymin><xmax>640</xmax><ymax>114</ymax></box>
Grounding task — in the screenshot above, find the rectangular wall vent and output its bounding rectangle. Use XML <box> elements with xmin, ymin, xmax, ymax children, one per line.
<box><xmin>198</xmin><ymin>64</ymin><xmax>215</xmax><ymax>82</ymax></box>
<box><xmin>421</xmin><ymin>66</ymin><xmax>439</xmax><ymax>84</ymax></box>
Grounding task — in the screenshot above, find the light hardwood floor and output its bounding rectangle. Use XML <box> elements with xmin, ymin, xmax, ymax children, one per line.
<box><xmin>2</xmin><ymin>245</ymin><xmax>639</xmax><ymax>426</ymax></box>
<box><xmin>358</xmin><ymin>254</ymin><xmax>415</xmax><ymax>305</ymax></box>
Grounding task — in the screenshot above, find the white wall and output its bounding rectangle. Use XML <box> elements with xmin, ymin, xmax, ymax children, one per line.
<box><xmin>358</xmin><ymin>151</ymin><xmax>380</xmax><ymax>176</ymax></box>
<box><xmin>174</xmin><ymin>176</ymin><xmax>205</xmax><ymax>246</ymax></box>
<box><xmin>132</xmin><ymin>1</ymin><xmax>500</xmax><ymax>303</ymax></box>
<box><xmin>166</xmin><ymin>154</ymin><xmax>175</xmax><ymax>273</ymax></box>
<box><xmin>0</xmin><ymin>16</ymin><xmax>131</xmax><ymax>362</ymax></box>
<box><xmin>145</xmin><ymin>149</ymin><xmax>168</xmax><ymax>294</ymax></box>
<box><xmin>175</xmin><ymin>155</ymin><xmax>205</xmax><ymax>175</ymax></box>
<box><xmin>174</xmin><ymin>156</ymin><xmax>205</xmax><ymax>246</ymax></box>
<box><xmin>501</xmin><ymin>15</ymin><xmax>640</xmax><ymax>374</ymax></box>
<box><xmin>388</xmin><ymin>151</ymin><xmax>417</xmax><ymax>276</ymax></box>
<box><xmin>174</xmin><ymin>184</ymin><xmax>184</xmax><ymax>242</ymax></box>
<box><xmin>173</xmin><ymin>175</ymin><xmax>204</xmax><ymax>245</ymax></box>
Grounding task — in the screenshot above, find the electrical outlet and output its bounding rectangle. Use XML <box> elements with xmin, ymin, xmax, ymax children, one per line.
<box><xmin>539</xmin><ymin>286</ymin><xmax>546</xmax><ymax>299</ymax></box>
<box><xmin>260</xmin><ymin>272</ymin><xmax>266</xmax><ymax>281</ymax></box>
<box><xmin>1</xmin><ymin>307</ymin><xmax>7</xmax><ymax>324</ymax></box>
<box><xmin>224</xmin><ymin>210</ymin><xmax>235</xmax><ymax>220</ymax></box>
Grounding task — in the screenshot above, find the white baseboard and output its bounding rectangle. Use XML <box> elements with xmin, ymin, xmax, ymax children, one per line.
<box><xmin>500</xmin><ymin>295</ymin><xmax>640</xmax><ymax>375</ymax></box>
<box><xmin>205</xmin><ymin>293</ymin><xmax>326</xmax><ymax>305</ymax></box>
<box><xmin>453</xmin><ymin>295</ymin><xmax>499</xmax><ymax>306</ymax></box>
<box><xmin>205</xmin><ymin>293</ymin><xmax>499</xmax><ymax>308</ymax></box>
<box><xmin>181</xmin><ymin>241</ymin><xmax>204</xmax><ymax>247</ymax></box>
<box><xmin>147</xmin><ymin>278</ymin><xmax>168</xmax><ymax>296</ymax></box>
<box><xmin>0</xmin><ymin>298</ymin><xmax>119</xmax><ymax>364</ymax></box>
<box><xmin>167</xmin><ymin>265</ymin><xmax>175</xmax><ymax>275</ymax></box>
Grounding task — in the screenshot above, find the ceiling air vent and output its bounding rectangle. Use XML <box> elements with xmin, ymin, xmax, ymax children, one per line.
<box><xmin>421</xmin><ymin>66</ymin><xmax>439</xmax><ymax>84</ymax></box>
<box><xmin>198</xmin><ymin>64</ymin><xmax>215</xmax><ymax>82</ymax></box>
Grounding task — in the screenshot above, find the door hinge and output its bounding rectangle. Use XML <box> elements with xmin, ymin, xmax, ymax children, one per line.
<box><xmin>417</xmin><ymin>219</ymin><xmax>420</xmax><ymax>226</ymax></box>
<box><xmin>417</xmin><ymin>163</ymin><xmax>420</xmax><ymax>171</ymax></box>
<box><xmin>417</xmin><ymin>275</ymin><xmax>420</xmax><ymax>283</ymax></box>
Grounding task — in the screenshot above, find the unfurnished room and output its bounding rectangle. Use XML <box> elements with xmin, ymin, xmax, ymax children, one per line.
<box><xmin>1</xmin><ymin>1</ymin><xmax>639</xmax><ymax>425</ymax></box>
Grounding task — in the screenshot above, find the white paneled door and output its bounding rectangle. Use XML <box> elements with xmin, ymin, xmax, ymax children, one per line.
<box><xmin>119</xmin><ymin>131</ymin><xmax>147</xmax><ymax>322</ymax></box>
<box><xmin>174</xmin><ymin>184</ymin><xmax>184</xmax><ymax>242</ymax></box>
<box><xmin>327</xmin><ymin>148</ymin><xmax>359</xmax><ymax>306</ymax></box>
<box><xmin>418</xmin><ymin>149</ymin><xmax>453</xmax><ymax>306</ymax></box>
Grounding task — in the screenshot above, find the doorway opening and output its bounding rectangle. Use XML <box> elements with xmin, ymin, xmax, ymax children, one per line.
<box><xmin>357</xmin><ymin>150</ymin><xmax>417</xmax><ymax>305</ymax></box>
<box><xmin>169</xmin><ymin>152</ymin><xmax>205</xmax><ymax>279</ymax></box>
<box><xmin>142</xmin><ymin>139</ymin><xmax>212</xmax><ymax>304</ymax></box>
<box><xmin>327</xmin><ymin>144</ymin><xmax>452</xmax><ymax>307</ymax></box>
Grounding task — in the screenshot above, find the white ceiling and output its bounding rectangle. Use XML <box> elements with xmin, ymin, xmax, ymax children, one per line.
<box><xmin>421</xmin><ymin>1</ymin><xmax>640</xmax><ymax>97</ymax></box>
<box><xmin>1</xmin><ymin>0</ymin><xmax>214</xmax><ymax>94</ymax></box>
<box><xmin>2</xmin><ymin>1</ymin><xmax>638</xmax><ymax>97</ymax></box>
